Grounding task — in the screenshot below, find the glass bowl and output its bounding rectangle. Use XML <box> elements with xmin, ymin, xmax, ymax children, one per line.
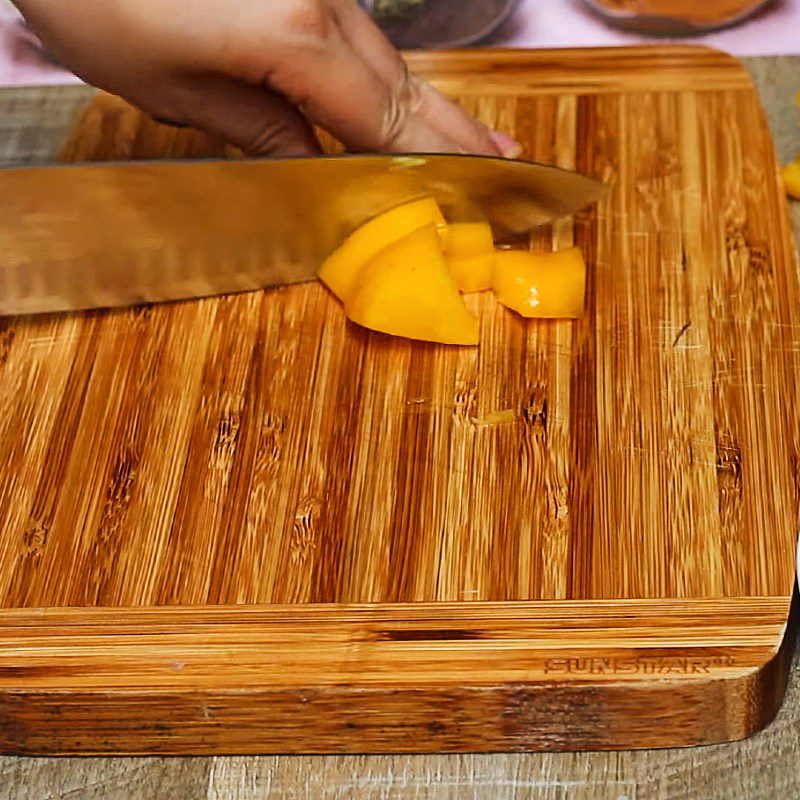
<box><xmin>362</xmin><ymin>0</ymin><xmax>520</xmax><ymax>49</ymax></box>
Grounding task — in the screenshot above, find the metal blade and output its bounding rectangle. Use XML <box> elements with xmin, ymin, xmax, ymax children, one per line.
<box><xmin>0</xmin><ymin>153</ymin><xmax>605</xmax><ymax>317</ymax></box>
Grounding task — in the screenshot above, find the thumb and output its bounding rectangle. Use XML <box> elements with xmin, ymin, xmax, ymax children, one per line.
<box><xmin>166</xmin><ymin>74</ymin><xmax>322</xmax><ymax>157</ymax></box>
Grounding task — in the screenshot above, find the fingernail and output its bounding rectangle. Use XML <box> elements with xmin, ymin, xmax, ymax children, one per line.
<box><xmin>491</xmin><ymin>130</ymin><xmax>523</xmax><ymax>159</ymax></box>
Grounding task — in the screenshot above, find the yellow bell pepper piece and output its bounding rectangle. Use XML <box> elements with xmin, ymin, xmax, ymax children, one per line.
<box><xmin>345</xmin><ymin>225</ymin><xmax>479</xmax><ymax>345</ymax></box>
<box><xmin>443</xmin><ymin>222</ymin><xmax>495</xmax><ymax>293</ymax></box>
<box><xmin>318</xmin><ymin>197</ymin><xmax>447</xmax><ymax>302</ymax></box>
<box><xmin>493</xmin><ymin>247</ymin><xmax>586</xmax><ymax>319</ymax></box>
<box><xmin>781</xmin><ymin>160</ymin><xmax>800</xmax><ymax>200</ymax></box>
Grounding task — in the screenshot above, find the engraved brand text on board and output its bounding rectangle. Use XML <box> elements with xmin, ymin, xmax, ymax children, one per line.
<box><xmin>543</xmin><ymin>655</ymin><xmax>736</xmax><ymax>675</ymax></box>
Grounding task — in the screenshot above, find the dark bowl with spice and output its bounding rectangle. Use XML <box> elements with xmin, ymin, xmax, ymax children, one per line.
<box><xmin>363</xmin><ymin>0</ymin><xmax>520</xmax><ymax>49</ymax></box>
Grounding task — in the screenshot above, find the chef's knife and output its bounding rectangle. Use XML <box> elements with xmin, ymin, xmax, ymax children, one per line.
<box><xmin>0</xmin><ymin>153</ymin><xmax>605</xmax><ymax>317</ymax></box>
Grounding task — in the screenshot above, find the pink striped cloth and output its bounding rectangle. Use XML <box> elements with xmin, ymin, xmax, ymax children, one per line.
<box><xmin>1</xmin><ymin>0</ymin><xmax>799</xmax><ymax>88</ymax></box>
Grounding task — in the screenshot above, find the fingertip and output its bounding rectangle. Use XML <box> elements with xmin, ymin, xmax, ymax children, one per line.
<box><xmin>411</xmin><ymin>79</ymin><xmax>514</xmax><ymax>157</ymax></box>
<box><xmin>490</xmin><ymin>130</ymin><xmax>523</xmax><ymax>160</ymax></box>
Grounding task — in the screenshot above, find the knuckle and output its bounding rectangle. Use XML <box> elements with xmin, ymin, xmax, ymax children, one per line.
<box><xmin>215</xmin><ymin>1</ymin><xmax>332</xmax><ymax>85</ymax></box>
<box><xmin>261</xmin><ymin>0</ymin><xmax>334</xmax><ymax>101</ymax></box>
<box><xmin>247</xmin><ymin>118</ymin><xmax>297</xmax><ymax>155</ymax></box>
<box><xmin>396</xmin><ymin>66</ymin><xmax>426</xmax><ymax>115</ymax></box>
<box><xmin>263</xmin><ymin>61</ymin><xmax>315</xmax><ymax>113</ymax></box>
<box><xmin>376</xmin><ymin>68</ymin><xmax>422</xmax><ymax>150</ymax></box>
<box><xmin>378</xmin><ymin>91</ymin><xmax>409</xmax><ymax>150</ymax></box>
<box><xmin>280</xmin><ymin>0</ymin><xmax>332</xmax><ymax>41</ymax></box>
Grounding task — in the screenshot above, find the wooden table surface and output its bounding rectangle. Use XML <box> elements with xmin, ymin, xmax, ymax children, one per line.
<box><xmin>0</xmin><ymin>55</ymin><xmax>798</xmax><ymax>800</ymax></box>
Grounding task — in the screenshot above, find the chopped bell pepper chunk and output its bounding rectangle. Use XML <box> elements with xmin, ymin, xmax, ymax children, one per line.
<box><xmin>345</xmin><ymin>225</ymin><xmax>479</xmax><ymax>346</ymax></box>
<box><xmin>443</xmin><ymin>222</ymin><xmax>496</xmax><ymax>293</ymax></box>
<box><xmin>493</xmin><ymin>247</ymin><xmax>586</xmax><ymax>319</ymax></box>
<box><xmin>781</xmin><ymin>160</ymin><xmax>800</xmax><ymax>200</ymax></box>
<box><xmin>318</xmin><ymin>197</ymin><xmax>447</xmax><ymax>303</ymax></box>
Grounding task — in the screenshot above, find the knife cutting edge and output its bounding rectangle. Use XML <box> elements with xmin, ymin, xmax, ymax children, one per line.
<box><xmin>0</xmin><ymin>153</ymin><xmax>606</xmax><ymax>317</ymax></box>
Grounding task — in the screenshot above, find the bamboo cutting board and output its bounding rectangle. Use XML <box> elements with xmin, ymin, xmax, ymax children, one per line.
<box><xmin>0</xmin><ymin>46</ymin><xmax>798</xmax><ymax>755</ymax></box>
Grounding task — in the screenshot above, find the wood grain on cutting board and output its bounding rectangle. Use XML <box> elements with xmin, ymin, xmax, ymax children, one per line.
<box><xmin>0</xmin><ymin>46</ymin><xmax>798</xmax><ymax>754</ymax></box>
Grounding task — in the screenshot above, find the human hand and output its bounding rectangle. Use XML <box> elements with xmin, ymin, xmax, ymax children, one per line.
<box><xmin>14</xmin><ymin>0</ymin><xmax>521</xmax><ymax>157</ymax></box>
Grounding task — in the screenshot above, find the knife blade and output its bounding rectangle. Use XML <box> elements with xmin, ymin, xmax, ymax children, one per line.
<box><xmin>0</xmin><ymin>153</ymin><xmax>605</xmax><ymax>317</ymax></box>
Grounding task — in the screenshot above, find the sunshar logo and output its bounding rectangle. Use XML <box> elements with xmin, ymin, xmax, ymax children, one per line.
<box><xmin>543</xmin><ymin>655</ymin><xmax>736</xmax><ymax>675</ymax></box>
